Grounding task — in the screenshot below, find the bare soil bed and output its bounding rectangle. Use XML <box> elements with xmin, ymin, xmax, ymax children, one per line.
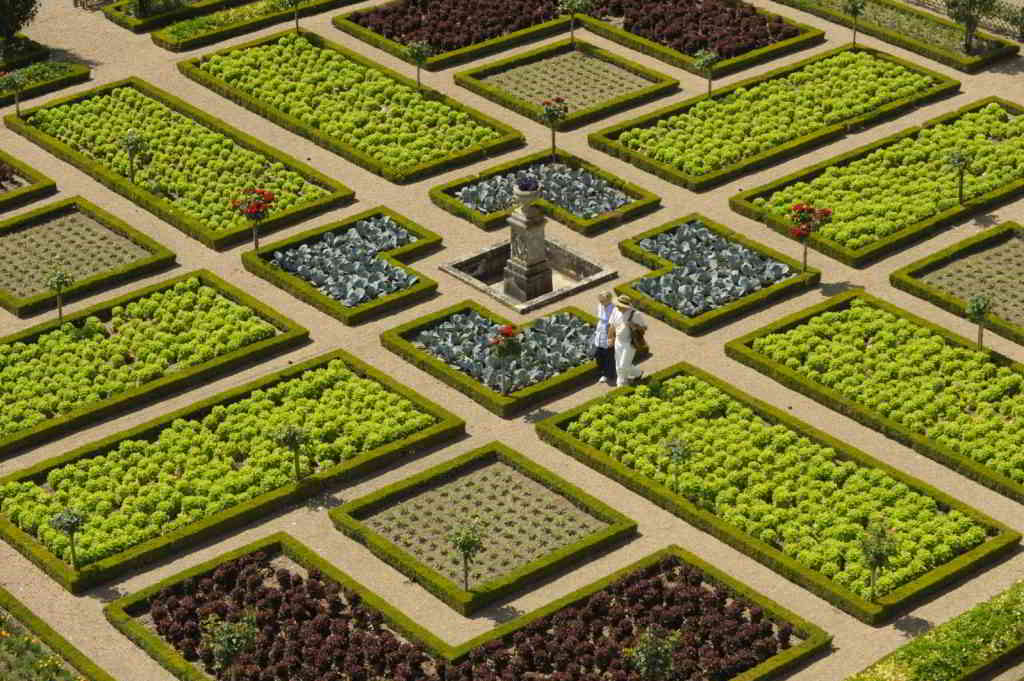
<box><xmin>919</xmin><ymin>235</ymin><xmax>1024</xmax><ymax>327</ymax></box>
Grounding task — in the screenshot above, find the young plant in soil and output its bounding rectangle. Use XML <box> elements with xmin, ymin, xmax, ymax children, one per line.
<box><xmin>44</xmin><ymin>265</ymin><xmax>74</xmax><ymax>323</ymax></box>
<box><xmin>448</xmin><ymin>517</ymin><xmax>484</xmax><ymax>590</ymax></box>
<box><xmin>405</xmin><ymin>40</ymin><xmax>435</xmax><ymax>90</ymax></box>
<box><xmin>966</xmin><ymin>294</ymin><xmax>991</xmax><ymax>348</ymax></box>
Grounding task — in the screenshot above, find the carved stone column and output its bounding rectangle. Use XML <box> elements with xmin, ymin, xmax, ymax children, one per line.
<box><xmin>503</xmin><ymin>187</ymin><xmax>552</xmax><ymax>301</ymax></box>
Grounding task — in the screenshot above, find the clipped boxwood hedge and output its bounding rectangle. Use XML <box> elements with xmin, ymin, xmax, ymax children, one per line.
<box><xmin>0</xmin><ymin>269</ymin><xmax>308</xmax><ymax>461</ymax></box>
<box><xmin>0</xmin><ymin>62</ymin><xmax>92</xmax><ymax>108</ymax></box>
<box><xmin>177</xmin><ymin>29</ymin><xmax>525</xmax><ymax>184</ymax></box>
<box><xmin>891</xmin><ymin>220</ymin><xmax>1024</xmax><ymax>348</ymax></box>
<box><xmin>104</xmin><ymin>531</ymin><xmax>833</xmax><ymax>678</ymax></box>
<box><xmin>381</xmin><ymin>299</ymin><xmax>598</xmax><ymax>418</ymax></box>
<box><xmin>536</xmin><ymin>360</ymin><xmax>1021</xmax><ymax>625</ymax></box>
<box><xmin>616</xmin><ymin>213</ymin><xmax>820</xmax><ymax>335</ymax></box>
<box><xmin>331</xmin><ymin>440</ymin><xmax>638</xmax><ymax>616</ymax></box>
<box><xmin>725</xmin><ymin>289</ymin><xmax>1024</xmax><ymax>507</ymax></box>
<box><xmin>0</xmin><ymin>145</ymin><xmax>57</xmax><ymax>213</ymax></box>
<box><xmin>589</xmin><ymin>44</ymin><xmax>960</xmax><ymax>192</ymax></box>
<box><xmin>428</xmin><ymin>147</ymin><xmax>660</xmax><ymax>234</ymax></box>
<box><xmin>3</xmin><ymin>77</ymin><xmax>355</xmax><ymax>250</ymax></box>
<box><xmin>0</xmin><ymin>35</ymin><xmax>50</xmax><ymax>71</ymax></box>
<box><xmin>730</xmin><ymin>96</ymin><xmax>1024</xmax><ymax>268</ymax></box>
<box><xmin>0</xmin><ymin>196</ymin><xmax>177</xmax><ymax>317</ymax></box>
<box><xmin>453</xmin><ymin>38</ymin><xmax>679</xmax><ymax>131</ymax></box>
<box><xmin>0</xmin><ymin>347</ymin><xmax>465</xmax><ymax>594</ymax></box>
<box><xmin>103</xmin><ymin>0</ymin><xmax>251</xmax><ymax>33</ymax></box>
<box><xmin>241</xmin><ymin>205</ymin><xmax>441</xmax><ymax>325</ymax></box>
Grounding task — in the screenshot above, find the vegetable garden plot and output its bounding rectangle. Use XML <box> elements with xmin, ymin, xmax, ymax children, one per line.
<box><xmin>537</xmin><ymin>362</ymin><xmax>1019</xmax><ymax>624</ymax></box>
<box><xmin>0</xmin><ymin>62</ymin><xmax>91</xmax><ymax>108</ymax></box>
<box><xmin>105</xmin><ymin>533</ymin><xmax>831</xmax><ymax>681</ymax></box>
<box><xmin>0</xmin><ymin>148</ymin><xmax>57</xmax><ymax>213</ymax></box>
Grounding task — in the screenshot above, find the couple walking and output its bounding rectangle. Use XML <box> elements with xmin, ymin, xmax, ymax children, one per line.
<box><xmin>594</xmin><ymin>291</ymin><xmax>646</xmax><ymax>387</ymax></box>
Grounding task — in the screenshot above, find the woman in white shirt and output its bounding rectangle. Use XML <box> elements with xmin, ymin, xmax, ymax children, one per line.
<box><xmin>608</xmin><ymin>294</ymin><xmax>646</xmax><ymax>387</ymax></box>
<box><xmin>593</xmin><ymin>291</ymin><xmax>617</xmax><ymax>385</ymax></box>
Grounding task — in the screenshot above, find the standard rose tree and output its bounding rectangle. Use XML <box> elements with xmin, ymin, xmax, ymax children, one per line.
<box><xmin>860</xmin><ymin>517</ymin><xmax>897</xmax><ymax>602</ymax></box>
<box><xmin>489</xmin><ymin>323</ymin><xmax>523</xmax><ymax>394</ymax></box>
<box><xmin>843</xmin><ymin>0</ymin><xmax>868</xmax><ymax>44</ymax></box>
<box><xmin>692</xmin><ymin>49</ymin><xmax>721</xmax><ymax>96</ymax></box>
<box><xmin>49</xmin><ymin>508</ymin><xmax>85</xmax><ymax>568</ymax></box>
<box><xmin>279</xmin><ymin>0</ymin><xmax>303</xmax><ymax>32</ymax></box>
<box><xmin>787</xmin><ymin>202</ymin><xmax>832</xmax><ymax>271</ymax></box>
<box><xmin>540</xmin><ymin>97</ymin><xmax>569</xmax><ymax>161</ymax></box>
<box><xmin>45</xmin><ymin>265</ymin><xmax>74</xmax><ymax>323</ymax></box>
<box><xmin>271</xmin><ymin>422</ymin><xmax>309</xmax><ymax>482</ymax></box>
<box><xmin>945</xmin><ymin>0</ymin><xmax>997</xmax><ymax>52</ymax></box>
<box><xmin>405</xmin><ymin>40</ymin><xmax>435</xmax><ymax>90</ymax></box>
<box><xmin>232</xmin><ymin>187</ymin><xmax>275</xmax><ymax>250</ymax></box>
<box><xmin>966</xmin><ymin>294</ymin><xmax>991</xmax><ymax>348</ymax></box>
<box><xmin>448</xmin><ymin>517</ymin><xmax>484</xmax><ymax>591</ymax></box>
<box><xmin>558</xmin><ymin>0</ymin><xmax>594</xmax><ymax>46</ymax></box>
<box><xmin>7</xmin><ymin>69</ymin><xmax>29</xmax><ymax>117</ymax></box>
<box><xmin>119</xmin><ymin>129</ymin><xmax>147</xmax><ymax>185</ymax></box>
<box><xmin>946</xmin><ymin>149</ymin><xmax>975</xmax><ymax>204</ymax></box>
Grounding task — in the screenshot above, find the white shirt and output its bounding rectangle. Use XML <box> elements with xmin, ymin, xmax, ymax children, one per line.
<box><xmin>609</xmin><ymin>307</ymin><xmax>645</xmax><ymax>347</ymax></box>
<box><xmin>594</xmin><ymin>302</ymin><xmax>614</xmax><ymax>347</ymax></box>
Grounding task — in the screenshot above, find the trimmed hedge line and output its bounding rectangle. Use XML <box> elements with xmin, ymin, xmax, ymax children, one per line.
<box><xmin>773</xmin><ymin>0</ymin><xmax>1019</xmax><ymax>73</ymax></box>
<box><xmin>725</xmin><ymin>289</ymin><xmax>1024</xmax><ymax>507</ymax></box>
<box><xmin>589</xmin><ymin>44</ymin><xmax>960</xmax><ymax>192</ymax></box>
<box><xmin>0</xmin><ymin>196</ymin><xmax>177</xmax><ymax>317</ymax></box>
<box><xmin>536</xmin><ymin>360</ymin><xmax>1021</xmax><ymax>625</ymax></box>
<box><xmin>0</xmin><ymin>347</ymin><xmax>465</xmax><ymax>594</ymax></box>
<box><xmin>615</xmin><ymin>213</ymin><xmax>820</xmax><ymax>335</ymax></box>
<box><xmin>0</xmin><ymin>268</ymin><xmax>308</xmax><ymax>461</ymax></box>
<box><xmin>0</xmin><ymin>145</ymin><xmax>57</xmax><ymax>213</ymax></box>
<box><xmin>3</xmin><ymin>77</ymin><xmax>355</xmax><ymax>250</ymax></box>
<box><xmin>0</xmin><ymin>35</ymin><xmax>50</xmax><ymax>70</ymax></box>
<box><xmin>428</xmin><ymin>147</ymin><xmax>661</xmax><ymax>234</ymax></box>
<box><xmin>177</xmin><ymin>29</ymin><xmax>525</xmax><ymax>184</ymax></box>
<box><xmin>241</xmin><ymin>205</ymin><xmax>441</xmax><ymax>325</ymax></box>
<box><xmin>103</xmin><ymin>0</ymin><xmax>252</xmax><ymax>33</ymax></box>
<box><xmin>729</xmin><ymin>96</ymin><xmax>1024</xmax><ymax>268</ymax></box>
<box><xmin>453</xmin><ymin>38</ymin><xmax>679</xmax><ymax>132</ymax></box>
<box><xmin>0</xmin><ymin>63</ymin><xmax>92</xmax><ymax>108</ymax></box>
<box><xmin>0</xmin><ymin>584</ymin><xmax>120</xmax><ymax>681</ymax></box>
<box><xmin>105</xmin><ymin>532</ymin><xmax>833</xmax><ymax>676</ymax></box>
<box><xmin>890</xmin><ymin>221</ymin><xmax>1024</xmax><ymax>348</ymax></box>
<box><xmin>381</xmin><ymin>300</ymin><xmax>599</xmax><ymax>418</ymax></box>
<box><xmin>330</xmin><ymin>440</ymin><xmax>637</xmax><ymax>615</ymax></box>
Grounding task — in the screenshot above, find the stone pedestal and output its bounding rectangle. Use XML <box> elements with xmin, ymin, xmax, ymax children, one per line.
<box><xmin>504</xmin><ymin>189</ymin><xmax>552</xmax><ymax>301</ymax></box>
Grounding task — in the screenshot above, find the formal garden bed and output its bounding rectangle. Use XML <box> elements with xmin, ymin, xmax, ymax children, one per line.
<box><xmin>590</xmin><ymin>45</ymin><xmax>958</xmax><ymax>191</ymax></box>
<box><xmin>243</xmin><ymin>206</ymin><xmax>440</xmax><ymax>325</ymax></box>
<box><xmin>178</xmin><ymin>30</ymin><xmax>523</xmax><ymax>184</ymax></box>
<box><xmin>731</xmin><ymin>97</ymin><xmax>1024</xmax><ymax>267</ymax></box>
<box><xmin>453</xmin><ymin>39</ymin><xmax>678</xmax><ymax>131</ymax></box>
<box><xmin>615</xmin><ymin>214</ymin><xmax>818</xmax><ymax>335</ymax></box>
<box><xmin>0</xmin><ymin>350</ymin><xmax>463</xmax><ymax>594</ymax></box>
<box><xmin>332</xmin><ymin>441</ymin><xmax>636</xmax><ymax>614</ymax></box>
<box><xmin>0</xmin><ymin>197</ymin><xmax>176</xmax><ymax>317</ymax></box>
<box><xmin>0</xmin><ymin>61</ymin><xmax>91</xmax><ymax>108</ymax></box>
<box><xmin>538</xmin><ymin>362</ymin><xmax>1019</xmax><ymax>624</ymax></box>
<box><xmin>727</xmin><ymin>291</ymin><xmax>1024</xmax><ymax>506</ymax></box>
<box><xmin>104</xmin><ymin>532</ymin><xmax>831</xmax><ymax>681</ymax></box>
<box><xmin>429</xmin><ymin>148</ymin><xmax>660</xmax><ymax>234</ymax></box>
<box><xmin>5</xmin><ymin>77</ymin><xmax>353</xmax><ymax>250</ymax></box>
<box><xmin>0</xmin><ymin>35</ymin><xmax>50</xmax><ymax>71</ymax></box>
<box><xmin>0</xmin><ymin>148</ymin><xmax>57</xmax><ymax>213</ymax></box>
<box><xmin>103</xmin><ymin>0</ymin><xmax>241</xmax><ymax>32</ymax></box>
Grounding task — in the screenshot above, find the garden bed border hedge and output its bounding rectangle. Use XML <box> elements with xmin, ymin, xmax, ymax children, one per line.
<box><xmin>0</xmin><ymin>35</ymin><xmax>51</xmax><ymax>71</ymax></box>
<box><xmin>0</xmin><ymin>347</ymin><xmax>464</xmax><ymax>594</ymax></box>
<box><xmin>615</xmin><ymin>212</ymin><xmax>820</xmax><ymax>335</ymax></box>
<box><xmin>330</xmin><ymin>440</ymin><xmax>638</xmax><ymax>615</ymax></box>
<box><xmin>241</xmin><ymin>205</ymin><xmax>441</xmax><ymax>325</ymax></box>
<box><xmin>3</xmin><ymin>77</ymin><xmax>355</xmax><ymax>250</ymax></box>
<box><xmin>0</xmin><ymin>145</ymin><xmax>57</xmax><ymax>213</ymax></box>
<box><xmin>536</xmin><ymin>359</ymin><xmax>1021</xmax><ymax>625</ymax></box>
<box><xmin>103</xmin><ymin>0</ymin><xmax>253</xmax><ymax>33</ymax></box>
<box><xmin>0</xmin><ymin>196</ymin><xmax>177</xmax><ymax>317</ymax></box>
<box><xmin>0</xmin><ymin>268</ymin><xmax>308</xmax><ymax>461</ymax></box>
<box><xmin>0</xmin><ymin>63</ymin><xmax>92</xmax><ymax>108</ymax></box>
<box><xmin>588</xmin><ymin>44</ymin><xmax>960</xmax><ymax>192</ymax></box>
<box><xmin>729</xmin><ymin>96</ymin><xmax>1024</xmax><ymax>268</ymax></box>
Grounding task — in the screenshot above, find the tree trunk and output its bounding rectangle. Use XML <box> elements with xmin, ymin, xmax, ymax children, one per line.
<box><xmin>570</xmin><ymin>17</ymin><xmax>575</xmax><ymax>45</ymax></box>
<box><xmin>14</xmin><ymin>89</ymin><xmax>20</xmax><ymax>117</ymax></box>
<box><xmin>964</xmin><ymin>20</ymin><xmax>976</xmax><ymax>53</ymax></box>
<box><xmin>295</xmin><ymin>8</ymin><xmax>299</xmax><ymax>32</ymax></box>
<box><xmin>57</xmin><ymin>293</ymin><xmax>64</xmax><ymax>323</ymax></box>
<box><xmin>852</xmin><ymin>22</ymin><xmax>858</xmax><ymax>46</ymax></box>
<box><xmin>416</xmin><ymin>65</ymin><xmax>421</xmax><ymax>90</ymax></box>
<box><xmin>707</xmin><ymin>75</ymin><xmax>712</xmax><ymax>96</ymax></box>
<box><xmin>550</xmin><ymin>128</ymin><xmax>556</xmax><ymax>162</ymax></box>
<box><xmin>802</xmin><ymin>242</ymin><xmax>808</xmax><ymax>272</ymax></box>
<box><xmin>978</xmin><ymin>323</ymin><xmax>984</xmax><ymax>348</ymax></box>
<box><xmin>253</xmin><ymin>222</ymin><xmax>260</xmax><ymax>251</ymax></box>
<box><xmin>958</xmin><ymin>170</ymin><xmax>965</xmax><ymax>204</ymax></box>
<box><xmin>462</xmin><ymin>555</ymin><xmax>469</xmax><ymax>590</ymax></box>
<box><xmin>870</xmin><ymin>565</ymin><xmax>877</xmax><ymax>601</ymax></box>
<box><xmin>292</xmin><ymin>448</ymin><xmax>300</xmax><ymax>481</ymax></box>
<box><xmin>130</xmin><ymin>153</ymin><xmax>136</xmax><ymax>183</ymax></box>
<box><xmin>70</xmin><ymin>534</ymin><xmax>77</xmax><ymax>569</ymax></box>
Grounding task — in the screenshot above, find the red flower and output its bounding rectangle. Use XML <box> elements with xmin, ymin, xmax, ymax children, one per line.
<box><xmin>554</xmin><ymin>96</ymin><xmax>564</xmax><ymax>103</ymax></box>
<box><xmin>498</xmin><ymin>325</ymin><xmax>518</xmax><ymax>337</ymax></box>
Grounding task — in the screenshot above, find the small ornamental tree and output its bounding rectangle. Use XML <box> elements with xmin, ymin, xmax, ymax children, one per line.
<box><xmin>945</xmin><ymin>0</ymin><xmax>998</xmax><ymax>52</ymax></box>
<box><xmin>692</xmin><ymin>49</ymin><xmax>721</xmax><ymax>96</ymax></box>
<box><xmin>843</xmin><ymin>0</ymin><xmax>868</xmax><ymax>44</ymax></box>
<box><xmin>49</xmin><ymin>508</ymin><xmax>85</xmax><ymax>569</ymax></box>
<box><xmin>8</xmin><ymin>69</ymin><xmax>29</xmax><ymax>117</ymax></box>
<box><xmin>45</xmin><ymin>265</ymin><xmax>74</xmax><ymax>323</ymax></box>
<box><xmin>232</xmin><ymin>187</ymin><xmax>275</xmax><ymax>250</ymax></box>
<box><xmin>860</xmin><ymin>517</ymin><xmax>898</xmax><ymax>602</ymax></box>
<box><xmin>540</xmin><ymin>97</ymin><xmax>569</xmax><ymax>161</ymax></box>
<box><xmin>946</xmin><ymin>149</ymin><xmax>975</xmax><ymax>204</ymax></box>
<box><xmin>279</xmin><ymin>0</ymin><xmax>303</xmax><ymax>32</ymax></box>
<box><xmin>787</xmin><ymin>202</ymin><xmax>832</xmax><ymax>271</ymax></box>
<box><xmin>625</xmin><ymin>625</ymin><xmax>681</xmax><ymax>681</ymax></box>
<box><xmin>271</xmin><ymin>423</ymin><xmax>309</xmax><ymax>482</ymax></box>
<box><xmin>558</xmin><ymin>0</ymin><xmax>594</xmax><ymax>45</ymax></box>
<box><xmin>199</xmin><ymin>609</ymin><xmax>260</xmax><ymax>671</ymax></box>
<box><xmin>966</xmin><ymin>294</ymin><xmax>991</xmax><ymax>348</ymax></box>
<box><xmin>0</xmin><ymin>0</ymin><xmax>41</xmax><ymax>61</ymax></box>
<box><xmin>448</xmin><ymin>517</ymin><xmax>484</xmax><ymax>590</ymax></box>
<box><xmin>489</xmin><ymin>324</ymin><xmax>522</xmax><ymax>394</ymax></box>
<box><xmin>119</xmin><ymin>129</ymin><xmax>147</xmax><ymax>185</ymax></box>
<box><xmin>406</xmin><ymin>40</ymin><xmax>435</xmax><ymax>90</ymax></box>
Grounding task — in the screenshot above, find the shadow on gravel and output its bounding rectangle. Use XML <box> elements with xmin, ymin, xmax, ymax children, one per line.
<box><xmin>48</xmin><ymin>46</ymin><xmax>102</xmax><ymax>68</ymax></box>
<box><xmin>522</xmin><ymin>407</ymin><xmax>557</xmax><ymax>424</ymax></box>
<box><xmin>819</xmin><ymin>281</ymin><xmax>864</xmax><ymax>297</ymax></box>
<box><xmin>85</xmin><ymin>583</ymin><xmax>123</xmax><ymax>603</ymax></box>
<box><xmin>971</xmin><ymin>212</ymin><xmax>1001</xmax><ymax>228</ymax></box>
<box><xmin>475</xmin><ymin>602</ymin><xmax>524</xmax><ymax>625</ymax></box>
<box><xmin>987</xmin><ymin>57</ymin><xmax>1024</xmax><ymax>76</ymax></box>
<box><xmin>893</xmin><ymin>614</ymin><xmax>933</xmax><ymax>639</ymax></box>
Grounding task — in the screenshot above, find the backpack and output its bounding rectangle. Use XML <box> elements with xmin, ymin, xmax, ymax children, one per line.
<box><xmin>626</xmin><ymin>310</ymin><xmax>649</xmax><ymax>354</ymax></box>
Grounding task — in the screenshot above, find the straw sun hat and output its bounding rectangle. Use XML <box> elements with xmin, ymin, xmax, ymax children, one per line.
<box><xmin>614</xmin><ymin>294</ymin><xmax>634</xmax><ymax>309</ymax></box>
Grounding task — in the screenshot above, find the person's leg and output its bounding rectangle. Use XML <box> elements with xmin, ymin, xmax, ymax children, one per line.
<box><xmin>615</xmin><ymin>343</ymin><xmax>639</xmax><ymax>386</ymax></box>
<box><xmin>596</xmin><ymin>346</ymin><xmax>615</xmax><ymax>383</ymax></box>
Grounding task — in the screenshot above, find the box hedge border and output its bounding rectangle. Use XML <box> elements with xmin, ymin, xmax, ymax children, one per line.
<box><xmin>0</xmin><ymin>62</ymin><xmax>92</xmax><ymax>108</ymax></box>
<box><xmin>452</xmin><ymin>38</ymin><xmax>679</xmax><ymax>132</ymax></box>
<box><xmin>773</xmin><ymin>0</ymin><xmax>1019</xmax><ymax>73</ymax></box>
<box><xmin>0</xmin><ymin>35</ymin><xmax>50</xmax><ymax>71</ymax></box>
<box><xmin>0</xmin><ymin>347</ymin><xmax>465</xmax><ymax>595</ymax></box>
<box><xmin>428</xmin><ymin>147</ymin><xmax>661</xmax><ymax>234</ymax></box>
<box><xmin>726</xmin><ymin>289</ymin><xmax>1024</xmax><ymax>507</ymax></box>
<box><xmin>0</xmin><ymin>584</ymin><xmax>120</xmax><ymax>681</ymax></box>
<box><xmin>890</xmin><ymin>221</ymin><xmax>1024</xmax><ymax>348</ymax></box>
<box><xmin>589</xmin><ymin>44</ymin><xmax>960</xmax><ymax>192</ymax></box>
<box><xmin>729</xmin><ymin>96</ymin><xmax>1024</xmax><ymax>268</ymax></box>
<box><xmin>103</xmin><ymin>0</ymin><xmax>252</xmax><ymax>33</ymax></box>
<box><xmin>0</xmin><ymin>268</ymin><xmax>309</xmax><ymax>461</ymax></box>
<box><xmin>0</xmin><ymin>196</ymin><xmax>177</xmax><ymax>317</ymax></box>
<box><xmin>615</xmin><ymin>212</ymin><xmax>820</xmax><ymax>335</ymax></box>
<box><xmin>151</xmin><ymin>0</ymin><xmax>358</xmax><ymax>51</ymax></box>
<box><xmin>104</xmin><ymin>531</ymin><xmax>832</xmax><ymax>678</ymax></box>
<box><xmin>177</xmin><ymin>29</ymin><xmax>525</xmax><ymax>184</ymax></box>
<box><xmin>381</xmin><ymin>299</ymin><xmax>598</xmax><ymax>418</ymax></box>
<box><xmin>536</xmin><ymin>359</ymin><xmax>1021</xmax><ymax>625</ymax></box>
<box><xmin>3</xmin><ymin>76</ymin><xmax>355</xmax><ymax>251</ymax></box>
<box><xmin>241</xmin><ymin>205</ymin><xmax>441</xmax><ymax>325</ymax></box>
<box><xmin>0</xmin><ymin>145</ymin><xmax>57</xmax><ymax>213</ymax></box>
<box><xmin>330</xmin><ymin>440</ymin><xmax>638</xmax><ymax>616</ymax></box>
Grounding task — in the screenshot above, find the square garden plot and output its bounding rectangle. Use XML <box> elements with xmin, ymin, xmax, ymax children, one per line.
<box><xmin>891</xmin><ymin>221</ymin><xmax>1024</xmax><ymax>348</ymax></box>
<box><xmin>242</xmin><ymin>206</ymin><xmax>440</xmax><ymax>325</ymax></box>
<box><xmin>429</xmin><ymin>148</ymin><xmax>660</xmax><ymax>235</ymax></box>
<box><xmin>616</xmin><ymin>213</ymin><xmax>819</xmax><ymax>335</ymax></box>
<box><xmin>178</xmin><ymin>30</ymin><xmax>524</xmax><ymax>184</ymax></box>
<box><xmin>589</xmin><ymin>45</ymin><xmax>958</xmax><ymax>191</ymax></box>
<box><xmin>0</xmin><ymin>196</ymin><xmax>176</xmax><ymax>317</ymax></box>
<box><xmin>454</xmin><ymin>39</ymin><xmax>678</xmax><ymax>131</ymax></box>
<box><xmin>536</xmin><ymin>361</ymin><xmax>1020</xmax><ymax>624</ymax></box>
<box><xmin>0</xmin><ymin>146</ymin><xmax>57</xmax><ymax>213</ymax></box>
<box><xmin>0</xmin><ymin>61</ymin><xmax>92</xmax><ymax>109</ymax></box>
<box><xmin>0</xmin><ymin>348</ymin><xmax>464</xmax><ymax>594</ymax></box>
<box><xmin>730</xmin><ymin>96</ymin><xmax>1024</xmax><ymax>267</ymax></box>
<box><xmin>104</xmin><ymin>532</ymin><xmax>832</xmax><ymax>681</ymax></box>
<box><xmin>382</xmin><ymin>300</ymin><xmax>597</xmax><ymax>418</ymax></box>
<box><xmin>331</xmin><ymin>441</ymin><xmax>636</xmax><ymax>615</ymax></box>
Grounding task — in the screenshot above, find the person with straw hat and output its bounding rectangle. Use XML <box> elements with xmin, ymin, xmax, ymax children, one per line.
<box><xmin>608</xmin><ymin>294</ymin><xmax>646</xmax><ymax>387</ymax></box>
